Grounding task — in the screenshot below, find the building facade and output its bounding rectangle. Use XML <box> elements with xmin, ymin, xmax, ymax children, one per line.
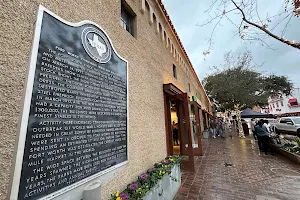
<box><xmin>0</xmin><ymin>0</ymin><xmax>212</xmax><ymax>199</ymax></box>
<box><xmin>263</xmin><ymin>88</ymin><xmax>300</xmax><ymax>117</ymax></box>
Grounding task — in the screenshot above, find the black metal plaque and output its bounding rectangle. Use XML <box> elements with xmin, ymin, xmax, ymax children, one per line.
<box><xmin>15</xmin><ymin>7</ymin><xmax>128</xmax><ymax>200</ymax></box>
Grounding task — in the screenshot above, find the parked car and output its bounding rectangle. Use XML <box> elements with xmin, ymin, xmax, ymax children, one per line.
<box><xmin>275</xmin><ymin>117</ymin><xmax>300</xmax><ymax>136</ymax></box>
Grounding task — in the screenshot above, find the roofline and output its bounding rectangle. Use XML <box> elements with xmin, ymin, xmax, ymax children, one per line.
<box><xmin>156</xmin><ymin>0</ymin><xmax>212</xmax><ymax>106</ymax></box>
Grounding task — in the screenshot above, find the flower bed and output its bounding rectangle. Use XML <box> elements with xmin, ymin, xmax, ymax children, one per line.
<box><xmin>270</xmin><ymin>135</ymin><xmax>300</xmax><ymax>165</ymax></box>
<box><xmin>110</xmin><ymin>156</ymin><xmax>181</xmax><ymax>200</ymax></box>
<box><xmin>278</xmin><ymin>135</ymin><xmax>300</xmax><ymax>155</ymax></box>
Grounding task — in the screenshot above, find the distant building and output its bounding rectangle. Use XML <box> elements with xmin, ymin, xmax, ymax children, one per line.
<box><xmin>263</xmin><ymin>88</ymin><xmax>300</xmax><ymax>117</ymax></box>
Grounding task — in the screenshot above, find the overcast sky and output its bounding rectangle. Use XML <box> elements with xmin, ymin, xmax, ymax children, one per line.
<box><xmin>163</xmin><ymin>0</ymin><xmax>300</xmax><ymax>87</ymax></box>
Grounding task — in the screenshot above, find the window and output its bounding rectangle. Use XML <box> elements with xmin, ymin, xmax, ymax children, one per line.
<box><xmin>120</xmin><ymin>0</ymin><xmax>136</xmax><ymax>37</ymax></box>
<box><xmin>173</xmin><ymin>64</ymin><xmax>177</xmax><ymax>79</ymax></box>
<box><xmin>286</xmin><ymin>118</ymin><xmax>293</xmax><ymax>125</ymax></box>
<box><xmin>280</xmin><ymin>119</ymin><xmax>286</xmax><ymax>124</ymax></box>
<box><xmin>293</xmin><ymin>118</ymin><xmax>300</xmax><ymax>124</ymax></box>
<box><xmin>276</xmin><ymin>102</ymin><xmax>279</xmax><ymax>108</ymax></box>
<box><xmin>273</xmin><ymin>104</ymin><xmax>275</xmax><ymax>108</ymax></box>
<box><xmin>281</xmin><ymin>101</ymin><xmax>284</xmax><ymax>106</ymax></box>
<box><xmin>188</xmin><ymin>83</ymin><xmax>191</xmax><ymax>92</ymax></box>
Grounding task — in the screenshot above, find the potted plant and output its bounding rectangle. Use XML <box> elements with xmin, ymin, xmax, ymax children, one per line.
<box><xmin>110</xmin><ymin>156</ymin><xmax>181</xmax><ymax>200</ymax></box>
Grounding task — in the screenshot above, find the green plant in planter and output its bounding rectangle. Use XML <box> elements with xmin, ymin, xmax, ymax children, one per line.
<box><xmin>294</xmin><ymin>137</ymin><xmax>300</xmax><ymax>147</ymax></box>
<box><xmin>282</xmin><ymin>138</ymin><xmax>300</xmax><ymax>154</ymax></box>
<box><xmin>110</xmin><ymin>155</ymin><xmax>181</xmax><ymax>200</ymax></box>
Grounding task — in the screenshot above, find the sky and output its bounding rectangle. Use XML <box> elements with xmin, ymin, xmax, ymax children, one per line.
<box><xmin>162</xmin><ymin>0</ymin><xmax>300</xmax><ymax>87</ymax></box>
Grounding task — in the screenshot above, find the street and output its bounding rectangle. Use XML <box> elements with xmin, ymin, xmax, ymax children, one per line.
<box><xmin>175</xmin><ymin>136</ymin><xmax>300</xmax><ymax>200</ymax></box>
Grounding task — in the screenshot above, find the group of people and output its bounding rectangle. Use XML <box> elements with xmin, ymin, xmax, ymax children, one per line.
<box><xmin>251</xmin><ymin>119</ymin><xmax>274</xmax><ymax>155</ymax></box>
<box><xmin>208</xmin><ymin>117</ymin><xmax>275</xmax><ymax>155</ymax></box>
<box><xmin>209</xmin><ymin>118</ymin><xmax>229</xmax><ymax>138</ymax></box>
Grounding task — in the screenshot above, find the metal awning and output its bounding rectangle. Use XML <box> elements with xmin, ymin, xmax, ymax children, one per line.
<box><xmin>288</xmin><ymin>98</ymin><xmax>298</xmax><ymax>104</ymax></box>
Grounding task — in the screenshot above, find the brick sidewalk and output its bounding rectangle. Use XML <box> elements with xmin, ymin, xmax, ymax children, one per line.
<box><xmin>175</xmin><ymin>136</ymin><xmax>300</xmax><ymax>200</ymax></box>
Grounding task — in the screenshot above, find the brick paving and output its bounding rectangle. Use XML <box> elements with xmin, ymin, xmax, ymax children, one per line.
<box><xmin>175</xmin><ymin>136</ymin><xmax>300</xmax><ymax>200</ymax></box>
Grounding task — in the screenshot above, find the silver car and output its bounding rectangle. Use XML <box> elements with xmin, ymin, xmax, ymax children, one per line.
<box><xmin>275</xmin><ymin>117</ymin><xmax>300</xmax><ymax>136</ymax></box>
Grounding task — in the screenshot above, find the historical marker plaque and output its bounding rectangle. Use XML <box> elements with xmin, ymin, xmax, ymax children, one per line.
<box><xmin>10</xmin><ymin>6</ymin><xmax>128</xmax><ymax>200</ymax></box>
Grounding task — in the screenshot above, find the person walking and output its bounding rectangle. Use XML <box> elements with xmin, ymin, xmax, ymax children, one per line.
<box><xmin>215</xmin><ymin>118</ymin><xmax>220</xmax><ymax>137</ymax></box>
<box><xmin>255</xmin><ymin>120</ymin><xmax>274</xmax><ymax>155</ymax></box>
<box><xmin>220</xmin><ymin>119</ymin><xmax>225</xmax><ymax>138</ymax></box>
<box><xmin>210</xmin><ymin>119</ymin><xmax>217</xmax><ymax>138</ymax></box>
<box><xmin>251</xmin><ymin>118</ymin><xmax>257</xmax><ymax>140</ymax></box>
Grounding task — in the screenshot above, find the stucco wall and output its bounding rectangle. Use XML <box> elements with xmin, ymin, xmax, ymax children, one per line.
<box><xmin>0</xmin><ymin>0</ymin><xmax>209</xmax><ymax>199</ymax></box>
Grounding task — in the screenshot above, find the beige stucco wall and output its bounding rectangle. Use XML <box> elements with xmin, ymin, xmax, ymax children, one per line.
<box><xmin>0</xmin><ymin>0</ymin><xmax>211</xmax><ymax>199</ymax></box>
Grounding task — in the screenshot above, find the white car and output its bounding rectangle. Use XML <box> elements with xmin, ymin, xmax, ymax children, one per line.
<box><xmin>275</xmin><ymin>117</ymin><xmax>300</xmax><ymax>136</ymax></box>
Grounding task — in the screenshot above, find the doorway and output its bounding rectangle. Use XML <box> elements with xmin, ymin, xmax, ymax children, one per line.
<box><xmin>190</xmin><ymin>101</ymin><xmax>203</xmax><ymax>156</ymax></box>
<box><xmin>163</xmin><ymin>83</ymin><xmax>195</xmax><ymax>171</ymax></box>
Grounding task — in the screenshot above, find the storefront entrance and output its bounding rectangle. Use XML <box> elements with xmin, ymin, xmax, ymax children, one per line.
<box><xmin>163</xmin><ymin>84</ymin><xmax>195</xmax><ymax>171</ymax></box>
<box><xmin>189</xmin><ymin>101</ymin><xmax>203</xmax><ymax>156</ymax></box>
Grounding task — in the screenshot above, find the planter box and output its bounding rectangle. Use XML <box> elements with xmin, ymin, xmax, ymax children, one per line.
<box><xmin>270</xmin><ymin>144</ymin><xmax>300</xmax><ymax>165</ymax></box>
<box><xmin>142</xmin><ymin>164</ymin><xmax>181</xmax><ymax>200</ymax></box>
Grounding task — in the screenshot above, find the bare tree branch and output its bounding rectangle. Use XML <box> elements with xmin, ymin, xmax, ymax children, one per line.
<box><xmin>255</xmin><ymin>0</ymin><xmax>263</xmax><ymax>25</ymax></box>
<box><xmin>200</xmin><ymin>0</ymin><xmax>300</xmax><ymax>55</ymax></box>
<box><xmin>197</xmin><ymin>8</ymin><xmax>237</xmax><ymax>27</ymax></box>
<box><xmin>270</xmin><ymin>12</ymin><xmax>293</xmax><ymax>31</ymax></box>
<box><xmin>230</xmin><ymin>0</ymin><xmax>300</xmax><ymax>49</ymax></box>
<box><xmin>205</xmin><ymin>0</ymin><xmax>219</xmax><ymax>13</ymax></box>
<box><xmin>281</xmin><ymin>13</ymin><xmax>293</xmax><ymax>36</ymax></box>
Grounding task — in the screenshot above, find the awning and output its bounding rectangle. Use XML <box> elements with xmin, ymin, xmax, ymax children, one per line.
<box><xmin>288</xmin><ymin>98</ymin><xmax>298</xmax><ymax>104</ymax></box>
<box><xmin>163</xmin><ymin>83</ymin><xmax>183</xmax><ymax>95</ymax></box>
<box><xmin>240</xmin><ymin>108</ymin><xmax>274</xmax><ymax>118</ymax></box>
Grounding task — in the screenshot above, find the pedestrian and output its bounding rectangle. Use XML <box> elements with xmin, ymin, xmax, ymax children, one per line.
<box><xmin>226</xmin><ymin>119</ymin><xmax>233</xmax><ymax>138</ymax></box>
<box><xmin>173</xmin><ymin>123</ymin><xmax>179</xmax><ymax>146</ymax></box>
<box><xmin>220</xmin><ymin>119</ymin><xmax>225</xmax><ymax>138</ymax></box>
<box><xmin>255</xmin><ymin>120</ymin><xmax>274</xmax><ymax>155</ymax></box>
<box><xmin>216</xmin><ymin>118</ymin><xmax>220</xmax><ymax>137</ymax></box>
<box><xmin>232</xmin><ymin>119</ymin><xmax>238</xmax><ymax>136</ymax></box>
<box><xmin>242</xmin><ymin>119</ymin><xmax>249</xmax><ymax>135</ymax></box>
<box><xmin>263</xmin><ymin>119</ymin><xmax>271</xmax><ymax>135</ymax></box>
<box><xmin>251</xmin><ymin>118</ymin><xmax>257</xmax><ymax>140</ymax></box>
<box><xmin>210</xmin><ymin>119</ymin><xmax>217</xmax><ymax>138</ymax></box>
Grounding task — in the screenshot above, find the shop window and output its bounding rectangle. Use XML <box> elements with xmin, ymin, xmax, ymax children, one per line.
<box><xmin>173</xmin><ymin>64</ymin><xmax>177</xmax><ymax>79</ymax></box>
<box><xmin>120</xmin><ymin>0</ymin><xmax>136</xmax><ymax>37</ymax></box>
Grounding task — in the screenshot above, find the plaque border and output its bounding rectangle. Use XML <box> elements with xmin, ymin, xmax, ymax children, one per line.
<box><xmin>8</xmin><ymin>5</ymin><xmax>129</xmax><ymax>200</ymax></box>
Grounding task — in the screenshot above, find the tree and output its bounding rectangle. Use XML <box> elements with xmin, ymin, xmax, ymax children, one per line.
<box><xmin>200</xmin><ymin>0</ymin><xmax>300</xmax><ymax>55</ymax></box>
<box><xmin>203</xmin><ymin>50</ymin><xmax>293</xmax><ymax>137</ymax></box>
